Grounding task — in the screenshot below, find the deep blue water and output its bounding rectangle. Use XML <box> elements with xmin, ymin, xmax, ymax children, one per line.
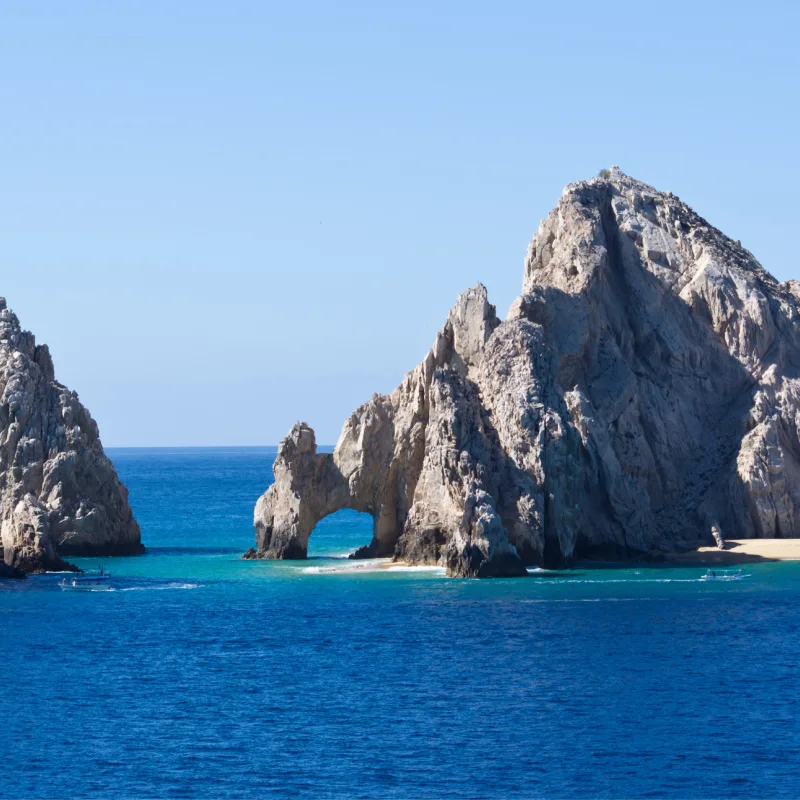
<box><xmin>3</xmin><ymin>448</ymin><xmax>800</xmax><ymax>799</ymax></box>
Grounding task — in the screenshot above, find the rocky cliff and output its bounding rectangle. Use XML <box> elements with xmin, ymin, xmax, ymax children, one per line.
<box><xmin>251</xmin><ymin>168</ymin><xmax>800</xmax><ymax>576</ymax></box>
<box><xmin>0</xmin><ymin>299</ymin><xmax>141</xmax><ymax>574</ymax></box>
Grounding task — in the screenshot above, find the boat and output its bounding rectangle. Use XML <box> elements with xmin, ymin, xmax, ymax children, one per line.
<box><xmin>58</xmin><ymin>568</ymin><xmax>112</xmax><ymax>591</ymax></box>
<box><xmin>699</xmin><ymin>568</ymin><xmax>746</xmax><ymax>581</ymax></box>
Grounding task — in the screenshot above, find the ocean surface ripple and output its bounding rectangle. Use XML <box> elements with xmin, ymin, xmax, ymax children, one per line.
<box><xmin>2</xmin><ymin>448</ymin><xmax>799</xmax><ymax>799</ymax></box>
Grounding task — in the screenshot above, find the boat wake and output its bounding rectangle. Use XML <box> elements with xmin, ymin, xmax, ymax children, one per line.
<box><xmin>59</xmin><ymin>582</ymin><xmax>204</xmax><ymax>593</ymax></box>
<box><xmin>119</xmin><ymin>582</ymin><xmax>203</xmax><ymax>591</ymax></box>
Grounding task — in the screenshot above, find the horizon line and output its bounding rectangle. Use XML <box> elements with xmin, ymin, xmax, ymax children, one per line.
<box><xmin>103</xmin><ymin>444</ymin><xmax>337</xmax><ymax>449</ymax></box>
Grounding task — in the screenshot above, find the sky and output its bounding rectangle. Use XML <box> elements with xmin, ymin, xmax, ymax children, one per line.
<box><xmin>2</xmin><ymin>0</ymin><xmax>799</xmax><ymax>446</ymax></box>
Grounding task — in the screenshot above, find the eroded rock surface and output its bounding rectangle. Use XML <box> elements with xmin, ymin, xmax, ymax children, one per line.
<box><xmin>0</xmin><ymin>299</ymin><xmax>141</xmax><ymax>573</ymax></box>
<box><xmin>252</xmin><ymin>168</ymin><xmax>800</xmax><ymax>576</ymax></box>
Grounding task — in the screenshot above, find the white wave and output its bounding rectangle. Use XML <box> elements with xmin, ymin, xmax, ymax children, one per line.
<box><xmin>526</xmin><ymin>568</ymin><xmax>563</xmax><ymax>575</ymax></box>
<box><xmin>305</xmin><ymin>551</ymin><xmax>358</xmax><ymax>560</ymax></box>
<box><xmin>300</xmin><ymin>559</ymin><xmax>446</xmax><ymax>576</ymax></box>
<box><xmin>301</xmin><ymin>560</ymin><xmax>387</xmax><ymax>575</ymax></box>
<box><xmin>520</xmin><ymin>597</ymin><xmax>653</xmax><ymax>603</ymax></box>
<box><xmin>384</xmin><ymin>565</ymin><xmax>446</xmax><ymax>573</ymax></box>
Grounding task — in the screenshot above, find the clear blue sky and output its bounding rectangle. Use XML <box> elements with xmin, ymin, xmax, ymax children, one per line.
<box><xmin>2</xmin><ymin>1</ymin><xmax>798</xmax><ymax>446</ymax></box>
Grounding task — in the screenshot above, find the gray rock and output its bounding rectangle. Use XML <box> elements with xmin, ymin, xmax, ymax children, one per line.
<box><xmin>252</xmin><ymin>170</ymin><xmax>800</xmax><ymax>576</ymax></box>
<box><xmin>0</xmin><ymin>298</ymin><xmax>141</xmax><ymax>573</ymax></box>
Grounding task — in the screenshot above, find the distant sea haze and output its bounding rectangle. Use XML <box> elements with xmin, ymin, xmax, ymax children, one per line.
<box><xmin>3</xmin><ymin>448</ymin><xmax>799</xmax><ymax>799</ymax></box>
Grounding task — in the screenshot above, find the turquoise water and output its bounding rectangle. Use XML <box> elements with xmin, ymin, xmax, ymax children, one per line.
<box><xmin>3</xmin><ymin>448</ymin><xmax>800</xmax><ymax>798</ymax></box>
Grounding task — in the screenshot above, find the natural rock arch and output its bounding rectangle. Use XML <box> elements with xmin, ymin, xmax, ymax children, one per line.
<box><xmin>250</xmin><ymin>168</ymin><xmax>800</xmax><ymax>577</ymax></box>
<box><xmin>248</xmin><ymin>286</ymin><xmax>525</xmax><ymax>577</ymax></box>
<box><xmin>251</xmin><ymin>421</ymin><xmax>402</xmax><ymax>561</ymax></box>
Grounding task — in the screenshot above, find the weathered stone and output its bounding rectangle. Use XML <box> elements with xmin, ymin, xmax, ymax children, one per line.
<box><xmin>0</xmin><ymin>298</ymin><xmax>141</xmax><ymax>573</ymax></box>
<box><xmin>252</xmin><ymin>169</ymin><xmax>800</xmax><ymax>576</ymax></box>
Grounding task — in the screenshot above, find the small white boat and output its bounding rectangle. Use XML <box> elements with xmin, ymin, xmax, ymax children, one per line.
<box><xmin>699</xmin><ymin>568</ymin><xmax>746</xmax><ymax>582</ymax></box>
<box><xmin>59</xmin><ymin>568</ymin><xmax>112</xmax><ymax>591</ymax></box>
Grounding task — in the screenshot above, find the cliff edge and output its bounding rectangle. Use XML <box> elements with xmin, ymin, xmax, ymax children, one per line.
<box><xmin>0</xmin><ymin>299</ymin><xmax>141</xmax><ymax>574</ymax></box>
<box><xmin>251</xmin><ymin>168</ymin><xmax>800</xmax><ymax>576</ymax></box>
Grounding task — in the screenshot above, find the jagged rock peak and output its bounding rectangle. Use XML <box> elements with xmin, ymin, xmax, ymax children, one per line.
<box><xmin>252</xmin><ymin>170</ymin><xmax>800</xmax><ymax>576</ymax></box>
<box><xmin>0</xmin><ymin>300</ymin><xmax>142</xmax><ymax>574</ymax></box>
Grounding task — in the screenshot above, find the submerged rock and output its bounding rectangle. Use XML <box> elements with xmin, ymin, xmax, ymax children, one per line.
<box><xmin>252</xmin><ymin>168</ymin><xmax>800</xmax><ymax>576</ymax></box>
<box><xmin>0</xmin><ymin>299</ymin><xmax>141</xmax><ymax>573</ymax></box>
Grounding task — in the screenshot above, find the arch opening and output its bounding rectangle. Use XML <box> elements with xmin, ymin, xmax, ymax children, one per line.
<box><xmin>306</xmin><ymin>509</ymin><xmax>375</xmax><ymax>559</ymax></box>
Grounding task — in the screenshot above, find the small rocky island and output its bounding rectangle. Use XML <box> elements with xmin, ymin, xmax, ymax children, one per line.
<box><xmin>0</xmin><ymin>299</ymin><xmax>141</xmax><ymax>576</ymax></box>
<box><xmin>249</xmin><ymin>168</ymin><xmax>800</xmax><ymax>577</ymax></box>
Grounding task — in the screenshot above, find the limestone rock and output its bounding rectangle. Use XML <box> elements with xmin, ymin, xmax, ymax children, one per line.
<box><xmin>0</xmin><ymin>299</ymin><xmax>141</xmax><ymax>573</ymax></box>
<box><xmin>252</xmin><ymin>169</ymin><xmax>800</xmax><ymax>576</ymax></box>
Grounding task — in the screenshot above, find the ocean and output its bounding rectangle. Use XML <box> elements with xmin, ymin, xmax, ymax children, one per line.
<box><xmin>2</xmin><ymin>447</ymin><xmax>800</xmax><ymax>799</ymax></box>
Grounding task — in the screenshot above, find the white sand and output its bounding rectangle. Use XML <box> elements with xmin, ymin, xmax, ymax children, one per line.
<box><xmin>668</xmin><ymin>539</ymin><xmax>800</xmax><ymax>564</ymax></box>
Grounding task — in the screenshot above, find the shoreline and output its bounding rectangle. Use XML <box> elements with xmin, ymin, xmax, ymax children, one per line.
<box><xmin>663</xmin><ymin>539</ymin><xmax>800</xmax><ymax>565</ymax></box>
<box><xmin>381</xmin><ymin>540</ymin><xmax>800</xmax><ymax>573</ymax></box>
<box><xmin>366</xmin><ymin>541</ymin><xmax>800</xmax><ymax>573</ymax></box>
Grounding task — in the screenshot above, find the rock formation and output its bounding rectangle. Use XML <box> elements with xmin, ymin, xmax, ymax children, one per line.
<box><xmin>251</xmin><ymin>167</ymin><xmax>800</xmax><ymax>576</ymax></box>
<box><xmin>0</xmin><ymin>299</ymin><xmax>141</xmax><ymax>574</ymax></box>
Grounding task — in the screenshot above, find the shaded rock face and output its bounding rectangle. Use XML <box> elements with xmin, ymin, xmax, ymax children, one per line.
<box><xmin>0</xmin><ymin>299</ymin><xmax>141</xmax><ymax>573</ymax></box>
<box><xmin>253</xmin><ymin>168</ymin><xmax>800</xmax><ymax>576</ymax></box>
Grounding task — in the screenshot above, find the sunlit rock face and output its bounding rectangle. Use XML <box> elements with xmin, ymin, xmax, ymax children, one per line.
<box><xmin>0</xmin><ymin>299</ymin><xmax>141</xmax><ymax>574</ymax></box>
<box><xmin>252</xmin><ymin>168</ymin><xmax>800</xmax><ymax>576</ymax></box>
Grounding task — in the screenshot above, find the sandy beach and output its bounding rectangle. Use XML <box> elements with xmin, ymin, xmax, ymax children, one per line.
<box><xmin>666</xmin><ymin>539</ymin><xmax>800</xmax><ymax>564</ymax></box>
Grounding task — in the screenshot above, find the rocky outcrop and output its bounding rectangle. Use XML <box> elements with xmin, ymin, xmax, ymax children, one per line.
<box><xmin>252</xmin><ymin>167</ymin><xmax>800</xmax><ymax>576</ymax></box>
<box><xmin>0</xmin><ymin>299</ymin><xmax>141</xmax><ymax>573</ymax></box>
